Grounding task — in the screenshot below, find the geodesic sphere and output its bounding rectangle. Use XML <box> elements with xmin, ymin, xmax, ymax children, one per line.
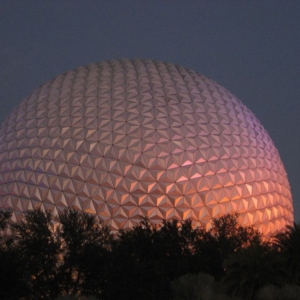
<box><xmin>0</xmin><ymin>59</ymin><xmax>293</xmax><ymax>236</ymax></box>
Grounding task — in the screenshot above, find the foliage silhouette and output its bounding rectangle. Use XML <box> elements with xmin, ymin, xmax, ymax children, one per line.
<box><xmin>104</xmin><ymin>218</ymin><xmax>170</xmax><ymax>299</ymax></box>
<box><xmin>171</xmin><ymin>272</ymin><xmax>215</xmax><ymax>300</ymax></box>
<box><xmin>256</xmin><ymin>284</ymin><xmax>300</xmax><ymax>300</ymax></box>
<box><xmin>1</xmin><ymin>208</ymin><xmax>299</xmax><ymax>300</ymax></box>
<box><xmin>57</xmin><ymin>208</ymin><xmax>112</xmax><ymax>297</ymax></box>
<box><xmin>0</xmin><ymin>208</ymin><xmax>12</xmax><ymax>232</ymax></box>
<box><xmin>0</xmin><ymin>208</ymin><xmax>25</xmax><ymax>299</ymax></box>
<box><xmin>221</xmin><ymin>243</ymin><xmax>290</xmax><ymax>300</ymax></box>
<box><xmin>192</xmin><ymin>213</ymin><xmax>262</xmax><ymax>279</ymax></box>
<box><xmin>10</xmin><ymin>207</ymin><xmax>61</xmax><ymax>299</ymax></box>
<box><xmin>274</xmin><ymin>222</ymin><xmax>300</xmax><ymax>285</ymax></box>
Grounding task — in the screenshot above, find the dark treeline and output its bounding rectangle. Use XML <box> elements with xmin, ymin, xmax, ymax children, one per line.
<box><xmin>0</xmin><ymin>208</ymin><xmax>300</xmax><ymax>300</ymax></box>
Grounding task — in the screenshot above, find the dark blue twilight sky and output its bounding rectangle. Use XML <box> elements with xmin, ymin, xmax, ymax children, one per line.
<box><xmin>0</xmin><ymin>1</ymin><xmax>299</xmax><ymax>221</ymax></box>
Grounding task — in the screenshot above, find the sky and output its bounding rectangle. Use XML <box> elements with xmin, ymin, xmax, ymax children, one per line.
<box><xmin>0</xmin><ymin>1</ymin><xmax>299</xmax><ymax>221</ymax></box>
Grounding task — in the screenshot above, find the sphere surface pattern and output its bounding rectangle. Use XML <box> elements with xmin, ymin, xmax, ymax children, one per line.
<box><xmin>0</xmin><ymin>59</ymin><xmax>293</xmax><ymax>236</ymax></box>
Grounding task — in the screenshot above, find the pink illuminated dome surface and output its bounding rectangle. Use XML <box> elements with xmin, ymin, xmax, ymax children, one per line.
<box><xmin>0</xmin><ymin>59</ymin><xmax>293</xmax><ymax>236</ymax></box>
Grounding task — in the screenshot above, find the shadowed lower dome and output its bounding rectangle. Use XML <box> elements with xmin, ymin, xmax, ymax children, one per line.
<box><xmin>0</xmin><ymin>59</ymin><xmax>293</xmax><ymax>236</ymax></box>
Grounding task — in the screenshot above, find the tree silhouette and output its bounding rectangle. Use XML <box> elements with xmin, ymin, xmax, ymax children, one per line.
<box><xmin>193</xmin><ymin>213</ymin><xmax>262</xmax><ymax>279</ymax></box>
<box><xmin>274</xmin><ymin>222</ymin><xmax>300</xmax><ymax>284</ymax></box>
<box><xmin>0</xmin><ymin>208</ymin><xmax>12</xmax><ymax>232</ymax></box>
<box><xmin>0</xmin><ymin>208</ymin><xmax>273</xmax><ymax>299</ymax></box>
<box><xmin>0</xmin><ymin>208</ymin><xmax>24</xmax><ymax>300</ymax></box>
<box><xmin>104</xmin><ymin>218</ymin><xmax>169</xmax><ymax>300</ymax></box>
<box><xmin>57</xmin><ymin>208</ymin><xmax>112</xmax><ymax>297</ymax></box>
<box><xmin>171</xmin><ymin>272</ymin><xmax>215</xmax><ymax>300</ymax></box>
<box><xmin>256</xmin><ymin>284</ymin><xmax>300</xmax><ymax>300</ymax></box>
<box><xmin>221</xmin><ymin>243</ymin><xmax>290</xmax><ymax>300</ymax></box>
<box><xmin>10</xmin><ymin>207</ymin><xmax>61</xmax><ymax>299</ymax></box>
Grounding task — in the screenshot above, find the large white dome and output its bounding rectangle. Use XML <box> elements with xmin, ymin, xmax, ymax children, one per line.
<box><xmin>0</xmin><ymin>59</ymin><xmax>293</xmax><ymax>236</ymax></box>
